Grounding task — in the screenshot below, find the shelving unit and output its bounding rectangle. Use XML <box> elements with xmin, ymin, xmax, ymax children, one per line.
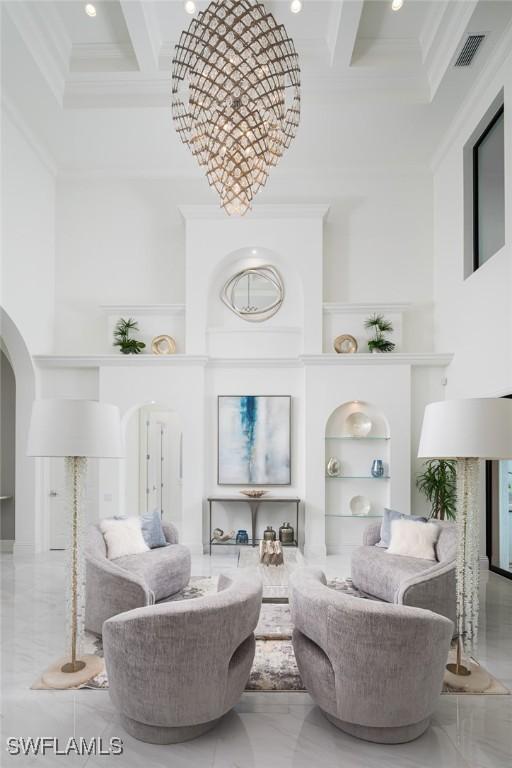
<box><xmin>325</xmin><ymin>436</ymin><xmax>390</xmax><ymax>441</ymax></box>
<box><xmin>210</xmin><ymin>538</ymin><xmax>298</xmax><ymax>547</ymax></box>
<box><xmin>326</xmin><ymin>475</ymin><xmax>390</xmax><ymax>480</ymax></box>
<box><xmin>326</xmin><ymin>514</ymin><xmax>383</xmax><ymax>519</ymax></box>
<box><xmin>325</xmin><ymin>401</ymin><xmax>391</xmax><ymax>549</ymax></box>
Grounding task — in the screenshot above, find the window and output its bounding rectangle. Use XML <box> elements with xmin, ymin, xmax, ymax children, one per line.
<box><xmin>472</xmin><ymin>105</ymin><xmax>505</xmax><ymax>271</ymax></box>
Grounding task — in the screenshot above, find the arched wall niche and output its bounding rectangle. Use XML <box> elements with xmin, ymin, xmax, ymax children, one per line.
<box><xmin>324</xmin><ymin>400</ymin><xmax>391</xmax><ymax>549</ymax></box>
<box><xmin>208</xmin><ymin>246</ymin><xmax>303</xmax><ymax>330</ymax></box>
<box><xmin>206</xmin><ymin>245</ymin><xmax>304</xmax><ymax>357</ymax></box>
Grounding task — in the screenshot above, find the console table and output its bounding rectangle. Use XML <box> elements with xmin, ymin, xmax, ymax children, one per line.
<box><xmin>207</xmin><ymin>496</ymin><xmax>300</xmax><ymax>555</ymax></box>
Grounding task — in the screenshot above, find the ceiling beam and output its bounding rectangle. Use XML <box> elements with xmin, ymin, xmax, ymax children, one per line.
<box><xmin>327</xmin><ymin>0</ymin><xmax>364</xmax><ymax>69</ymax></box>
<box><xmin>422</xmin><ymin>0</ymin><xmax>478</xmax><ymax>100</ymax></box>
<box><xmin>119</xmin><ymin>1</ymin><xmax>161</xmax><ymax>74</ymax></box>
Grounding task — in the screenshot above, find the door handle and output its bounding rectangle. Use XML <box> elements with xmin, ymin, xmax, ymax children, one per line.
<box><xmin>49</xmin><ymin>490</ymin><xmax>58</xmax><ymax>497</ymax></box>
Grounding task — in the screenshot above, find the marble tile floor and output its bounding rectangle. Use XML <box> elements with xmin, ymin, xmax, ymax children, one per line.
<box><xmin>1</xmin><ymin>550</ymin><xmax>511</xmax><ymax>767</ymax></box>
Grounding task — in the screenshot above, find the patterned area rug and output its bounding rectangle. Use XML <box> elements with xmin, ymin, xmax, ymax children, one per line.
<box><xmin>33</xmin><ymin>577</ymin><xmax>509</xmax><ymax>695</ymax></box>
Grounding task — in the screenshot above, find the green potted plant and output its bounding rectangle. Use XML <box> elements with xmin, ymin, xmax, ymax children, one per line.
<box><xmin>113</xmin><ymin>318</ymin><xmax>146</xmax><ymax>355</ymax></box>
<box><xmin>416</xmin><ymin>459</ymin><xmax>457</xmax><ymax>520</ymax></box>
<box><xmin>364</xmin><ymin>313</ymin><xmax>395</xmax><ymax>353</ymax></box>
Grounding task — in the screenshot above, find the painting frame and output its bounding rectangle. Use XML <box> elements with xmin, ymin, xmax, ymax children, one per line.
<box><xmin>217</xmin><ymin>395</ymin><xmax>292</xmax><ymax>486</ymax></box>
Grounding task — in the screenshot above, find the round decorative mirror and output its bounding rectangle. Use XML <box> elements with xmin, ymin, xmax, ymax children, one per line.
<box><xmin>221</xmin><ymin>265</ymin><xmax>284</xmax><ymax>322</ymax></box>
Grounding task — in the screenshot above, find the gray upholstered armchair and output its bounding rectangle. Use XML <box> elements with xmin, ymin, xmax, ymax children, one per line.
<box><xmin>351</xmin><ymin>520</ymin><xmax>457</xmax><ymax>624</ymax></box>
<box><xmin>85</xmin><ymin>521</ymin><xmax>191</xmax><ymax>635</ymax></box>
<box><xmin>289</xmin><ymin>567</ymin><xmax>453</xmax><ymax>744</ymax></box>
<box><xmin>103</xmin><ymin>571</ymin><xmax>262</xmax><ymax>744</ymax></box>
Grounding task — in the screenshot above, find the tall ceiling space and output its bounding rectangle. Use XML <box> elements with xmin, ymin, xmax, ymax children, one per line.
<box><xmin>3</xmin><ymin>0</ymin><xmax>512</xmax><ymax>180</ymax></box>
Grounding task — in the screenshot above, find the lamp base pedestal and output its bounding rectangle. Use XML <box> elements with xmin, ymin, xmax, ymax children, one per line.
<box><xmin>446</xmin><ymin>662</ymin><xmax>471</xmax><ymax>676</ymax></box>
<box><xmin>41</xmin><ymin>655</ymin><xmax>104</xmax><ymax>689</ymax></box>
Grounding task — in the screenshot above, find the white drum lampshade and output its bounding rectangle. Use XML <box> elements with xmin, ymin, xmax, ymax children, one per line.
<box><xmin>27</xmin><ymin>399</ymin><xmax>123</xmax><ymax>458</ymax></box>
<box><xmin>418</xmin><ymin>397</ymin><xmax>512</xmax><ymax>678</ymax></box>
<box><xmin>418</xmin><ymin>398</ymin><xmax>512</xmax><ymax>460</ymax></box>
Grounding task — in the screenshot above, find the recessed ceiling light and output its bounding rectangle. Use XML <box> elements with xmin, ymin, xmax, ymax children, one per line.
<box><xmin>85</xmin><ymin>3</ymin><xmax>97</xmax><ymax>17</ymax></box>
<box><xmin>251</xmin><ymin>249</ymin><xmax>258</xmax><ymax>255</ymax></box>
<box><xmin>391</xmin><ymin>0</ymin><xmax>403</xmax><ymax>10</ymax></box>
<box><xmin>184</xmin><ymin>0</ymin><xmax>196</xmax><ymax>14</ymax></box>
<box><xmin>290</xmin><ymin>0</ymin><xmax>302</xmax><ymax>13</ymax></box>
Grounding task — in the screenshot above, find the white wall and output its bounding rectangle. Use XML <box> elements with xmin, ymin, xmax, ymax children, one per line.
<box><xmin>433</xmin><ymin>47</ymin><xmax>512</xmax><ymax>399</ymax></box>
<box><xmin>1</xmin><ymin>111</ymin><xmax>56</xmax><ymax>354</ymax></box>
<box><xmin>433</xmin><ymin>44</ymin><xmax>512</xmax><ymax>556</ymax></box>
<box><xmin>54</xmin><ymin>170</ymin><xmax>434</xmax><ymax>355</ymax></box>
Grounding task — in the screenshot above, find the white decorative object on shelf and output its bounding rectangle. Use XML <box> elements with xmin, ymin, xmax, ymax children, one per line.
<box><xmin>346</xmin><ymin>412</ymin><xmax>372</xmax><ymax>437</ymax></box>
<box><xmin>350</xmin><ymin>495</ymin><xmax>371</xmax><ymax>516</ymax></box>
<box><xmin>326</xmin><ymin>457</ymin><xmax>341</xmax><ymax>477</ymax></box>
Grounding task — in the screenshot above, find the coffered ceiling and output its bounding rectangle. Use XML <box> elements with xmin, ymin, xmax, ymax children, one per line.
<box><xmin>2</xmin><ymin>1</ymin><xmax>512</xmax><ymax>175</ymax></box>
<box><xmin>5</xmin><ymin>0</ymin><xmax>512</xmax><ymax>107</ymax></box>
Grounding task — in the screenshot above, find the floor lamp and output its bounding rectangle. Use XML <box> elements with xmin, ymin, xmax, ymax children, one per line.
<box><xmin>28</xmin><ymin>399</ymin><xmax>123</xmax><ymax>688</ymax></box>
<box><xmin>418</xmin><ymin>397</ymin><xmax>512</xmax><ymax>676</ymax></box>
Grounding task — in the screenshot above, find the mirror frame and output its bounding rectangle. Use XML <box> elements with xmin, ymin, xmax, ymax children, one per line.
<box><xmin>220</xmin><ymin>264</ymin><xmax>285</xmax><ymax>322</ymax></box>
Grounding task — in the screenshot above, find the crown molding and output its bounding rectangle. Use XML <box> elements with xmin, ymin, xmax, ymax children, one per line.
<box><xmin>2</xmin><ymin>95</ymin><xmax>57</xmax><ymax>177</ymax></box>
<box><xmin>100</xmin><ymin>304</ymin><xmax>185</xmax><ymax>316</ymax></box>
<box><xmin>4</xmin><ymin>2</ymin><xmax>67</xmax><ymax>106</ymax></box>
<box><xmin>178</xmin><ymin>204</ymin><xmax>330</xmax><ymax>221</ymax></box>
<box><xmin>322</xmin><ymin>303</ymin><xmax>411</xmax><ymax>315</ymax></box>
<box><xmin>423</xmin><ymin>1</ymin><xmax>478</xmax><ymax>100</ymax></box>
<box><xmin>431</xmin><ymin>19</ymin><xmax>512</xmax><ymax>171</ymax></box>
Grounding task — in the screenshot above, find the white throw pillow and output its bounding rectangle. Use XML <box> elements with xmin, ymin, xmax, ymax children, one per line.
<box><xmin>100</xmin><ymin>517</ymin><xmax>149</xmax><ymax>560</ymax></box>
<box><xmin>387</xmin><ymin>518</ymin><xmax>439</xmax><ymax>561</ymax></box>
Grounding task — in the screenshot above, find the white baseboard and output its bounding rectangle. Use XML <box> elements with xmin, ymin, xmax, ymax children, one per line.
<box><xmin>0</xmin><ymin>540</ymin><xmax>14</xmax><ymax>553</ymax></box>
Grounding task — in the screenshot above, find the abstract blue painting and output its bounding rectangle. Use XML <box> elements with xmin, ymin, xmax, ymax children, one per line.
<box><xmin>218</xmin><ymin>396</ymin><xmax>291</xmax><ymax>485</ymax></box>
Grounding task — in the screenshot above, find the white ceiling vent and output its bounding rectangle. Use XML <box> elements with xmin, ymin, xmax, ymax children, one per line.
<box><xmin>454</xmin><ymin>34</ymin><xmax>486</xmax><ymax>67</ymax></box>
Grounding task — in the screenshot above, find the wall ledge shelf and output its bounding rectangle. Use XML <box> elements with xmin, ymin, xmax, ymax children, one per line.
<box><xmin>326</xmin><ymin>436</ymin><xmax>390</xmax><ymax>441</ymax></box>
<box><xmin>326</xmin><ymin>514</ymin><xmax>383</xmax><ymax>519</ymax></box>
<box><xmin>33</xmin><ymin>352</ymin><xmax>454</xmax><ymax>369</ymax></box>
<box><xmin>326</xmin><ymin>476</ymin><xmax>390</xmax><ymax>480</ymax></box>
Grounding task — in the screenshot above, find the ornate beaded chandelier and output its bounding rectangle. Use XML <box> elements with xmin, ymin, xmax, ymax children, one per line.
<box><xmin>172</xmin><ymin>0</ymin><xmax>300</xmax><ymax>216</ymax></box>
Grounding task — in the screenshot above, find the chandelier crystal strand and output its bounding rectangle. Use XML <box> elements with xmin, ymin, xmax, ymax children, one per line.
<box><xmin>172</xmin><ymin>0</ymin><xmax>300</xmax><ymax>215</ymax></box>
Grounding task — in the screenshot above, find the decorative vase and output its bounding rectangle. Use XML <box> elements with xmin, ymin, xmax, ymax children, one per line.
<box><xmin>371</xmin><ymin>459</ymin><xmax>384</xmax><ymax>478</ymax></box>
<box><xmin>263</xmin><ymin>526</ymin><xmax>276</xmax><ymax>542</ymax></box>
<box><xmin>235</xmin><ymin>529</ymin><xmax>249</xmax><ymax>544</ymax></box>
<box><xmin>326</xmin><ymin>457</ymin><xmax>341</xmax><ymax>477</ymax></box>
<box><xmin>279</xmin><ymin>522</ymin><xmax>294</xmax><ymax>544</ymax></box>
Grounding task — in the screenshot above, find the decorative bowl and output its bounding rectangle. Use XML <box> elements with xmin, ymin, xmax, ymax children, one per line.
<box><xmin>241</xmin><ymin>489</ymin><xmax>267</xmax><ymax>498</ymax></box>
<box><xmin>350</xmin><ymin>495</ymin><xmax>371</xmax><ymax>516</ymax></box>
<box><xmin>345</xmin><ymin>411</ymin><xmax>372</xmax><ymax>438</ymax></box>
<box><xmin>333</xmin><ymin>334</ymin><xmax>358</xmax><ymax>354</ymax></box>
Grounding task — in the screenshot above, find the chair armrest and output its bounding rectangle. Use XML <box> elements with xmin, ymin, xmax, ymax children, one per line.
<box><xmin>162</xmin><ymin>521</ymin><xmax>179</xmax><ymax>545</ymax></box>
<box><xmin>363</xmin><ymin>521</ymin><xmax>382</xmax><ymax>547</ymax></box>
<box><xmin>87</xmin><ymin>556</ymin><xmax>154</xmax><ymax>609</ymax></box>
<box><xmin>396</xmin><ymin>559</ymin><xmax>456</xmax><ymax>623</ymax></box>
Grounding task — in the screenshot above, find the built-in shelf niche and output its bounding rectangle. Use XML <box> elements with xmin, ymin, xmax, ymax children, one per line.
<box><xmin>325</xmin><ymin>401</ymin><xmax>390</xmax><ymax>545</ymax></box>
<box><xmin>101</xmin><ymin>305</ymin><xmax>186</xmax><ymax>355</ymax></box>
